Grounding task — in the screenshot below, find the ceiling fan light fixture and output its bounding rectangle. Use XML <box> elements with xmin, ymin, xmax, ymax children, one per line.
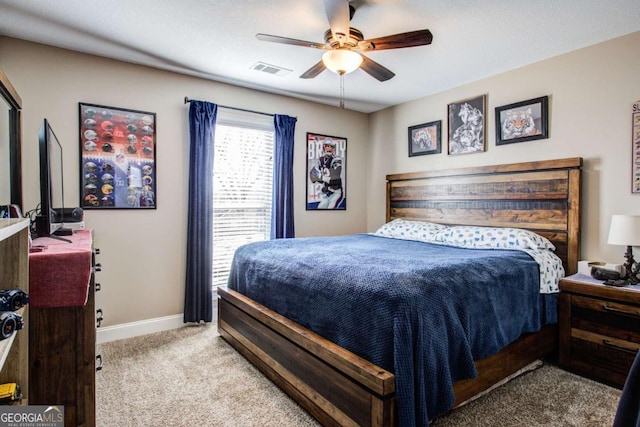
<box><xmin>322</xmin><ymin>49</ymin><xmax>363</xmax><ymax>75</ymax></box>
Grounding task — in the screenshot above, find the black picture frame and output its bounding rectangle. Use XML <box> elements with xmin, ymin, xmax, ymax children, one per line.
<box><xmin>495</xmin><ymin>96</ymin><xmax>549</xmax><ymax>145</ymax></box>
<box><xmin>306</xmin><ymin>132</ymin><xmax>346</xmax><ymax>210</ymax></box>
<box><xmin>79</xmin><ymin>103</ymin><xmax>157</xmax><ymax>209</ymax></box>
<box><xmin>408</xmin><ymin>120</ymin><xmax>441</xmax><ymax>157</ymax></box>
<box><xmin>448</xmin><ymin>94</ymin><xmax>486</xmax><ymax>155</ymax></box>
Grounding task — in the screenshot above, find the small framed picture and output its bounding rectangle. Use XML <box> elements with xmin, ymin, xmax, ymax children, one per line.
<box><xmin>408</xmin><ymin>120</ymin><xmax>441</xmax><ymax>157</ymax></box>
<box><xmin>448</xmin><ymin>94</ymin><xmax>486</xmax><ymax>155</ymax></box>
<box><xmin>495</xmin><ymin>96</ymin><xmax>549</xmax><ymax>145</ymax></box>
<box><xmin>632</xmin><ymin>99</ymin><xmax>640</xmax><ymax>193</ymax></box>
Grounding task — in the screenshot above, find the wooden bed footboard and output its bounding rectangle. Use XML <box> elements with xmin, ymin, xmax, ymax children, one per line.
<box><xmin>218</xmin><ymin>287</ymin><xmax>395</xmax><ymax>427</ymax></box>
<box><xmin>218</xmin><ymin>287</ymin><xmax>557</xmax><ymax>426</ymax></box>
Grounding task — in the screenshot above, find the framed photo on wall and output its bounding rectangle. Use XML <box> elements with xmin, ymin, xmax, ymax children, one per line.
<box><xmin>447</xmin><ymin>94</ymin><xmax>486</xmax><ymax>155</ymax></box>
<box><xmin>79</xmin><ymin>103</ymin><xmax>156</xmax><ymax>209</ymax></box>
<box><xmin>306</xmin><ymin>132</ymin><xmax>346</xmax><ymax>210</ymax></box>
<box><xmin>495</xmin><ymin>96</ymin><xmax>549</xmax><ymax>145</ymax></box>
<box><xmin>633</xmin><ymin>100</ymin><xmax>640</xmax><ymax>193</ymax></box>
<box><xmin>408</xmin><ymin>120</ymin><xmax>441</xmax><ymax>157</ymax></box>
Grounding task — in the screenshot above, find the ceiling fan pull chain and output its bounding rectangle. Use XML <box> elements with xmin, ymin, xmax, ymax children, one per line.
<box><xmin>340</xmin><ymin>74</ymin><xmax>345</xmax><ymax>109</ymax></box>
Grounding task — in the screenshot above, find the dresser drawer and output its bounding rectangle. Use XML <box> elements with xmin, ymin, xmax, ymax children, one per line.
<box><xmin>569</xmin><ymin>331</ymin><xmax>638</xmax><ymax>387</ymax></box>
<box><xmin>571</xmin><ymin>295</ymin><xmax>640</xmax><ymax>340</ymax></box>
<box><xmin>568</xmin><ymin>294</ymin><xmax>640</xmax><ymax>387</ymax></box>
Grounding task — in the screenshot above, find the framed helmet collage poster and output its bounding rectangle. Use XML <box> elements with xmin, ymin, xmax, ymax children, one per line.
<box><xmin>306</xmin><ymin>132</ymin><xmax>346</xmax><ymax>210</ymax></box>
<box><xmin>79</xmin><ymin>103</ymin><xmax>156</xmax><ymax>209</ymax></box>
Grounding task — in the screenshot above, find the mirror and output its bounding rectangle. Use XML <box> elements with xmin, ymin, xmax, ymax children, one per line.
<box><xmin>0</xmin><ymin>69</ymin><xmax>22</xmax><ymax>215</ymax></box>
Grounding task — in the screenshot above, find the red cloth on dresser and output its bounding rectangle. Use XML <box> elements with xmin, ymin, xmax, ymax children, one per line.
<box><xmin>29</xmin><ymin>230</ymin><xmax>92</xmax><ymax>308</ymax></box>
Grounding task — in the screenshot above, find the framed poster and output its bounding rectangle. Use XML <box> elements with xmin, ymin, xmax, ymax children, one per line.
<box><xmin>633</xmin><ymin>100</ymin><xmax>640</xmax><ymax>193</ymax></box>
<box><xmin>495</xmin><ymin>96</ymin><xmax>549</xmax><ymax>145</ymax></box>
<box><xmin>79</xmin><ymin>103</ymin><xmax>156</xmax><ymax>209</ymax></box>
<box><xmin>408</xmin><ymin>120</ymin><xmax>441</xmax><ymax>157</ymax></box>
<box><xmin>306</xmin><ymin>132</ymin><xmax>346</xmax><ymax>210</ymax></box>
<box><xmin>447</xmin><ymin>94</ymin><xmax>486</xmax><ymax>155</ymax></box>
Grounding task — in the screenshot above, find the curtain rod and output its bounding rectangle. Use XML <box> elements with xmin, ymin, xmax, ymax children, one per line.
<box><xmin>184</xmin><ymin>96</ymin><xmax>274</xmax><ymax>117</ymax></box>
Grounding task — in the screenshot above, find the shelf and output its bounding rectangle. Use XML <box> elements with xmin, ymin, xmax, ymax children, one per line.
<box><xmin>0</xmin><ymin>222</ymin><xmax>29</xmax><ymax>401</ymax></box>
<box><xmin>0</xmin><ymin>219</ymin><xmax>29</xmax><ymax>242</ymax></box>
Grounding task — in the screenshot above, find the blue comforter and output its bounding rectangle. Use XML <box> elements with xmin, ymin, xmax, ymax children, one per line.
<box><xmin>228</xmin><ymin>234</ymin><xmax>557</xmax><ymax>426</ymax></box>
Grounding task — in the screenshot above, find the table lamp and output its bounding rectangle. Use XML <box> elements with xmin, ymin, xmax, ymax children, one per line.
<box><xmin>607</xmin><ymin>214</ymin><xmax>640</xmax><ymax>283</ymax></box>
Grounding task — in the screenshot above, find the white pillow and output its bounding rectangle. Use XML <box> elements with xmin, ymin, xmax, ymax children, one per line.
<box><xmin>435</xmin><ymin>225</ymin><xmax>556</xmax><ymax>251</ymax></box>
<box><xmin>373</xmin><ymin>218</ymin><xmax>445</xmax><ymax>244</ymax></box>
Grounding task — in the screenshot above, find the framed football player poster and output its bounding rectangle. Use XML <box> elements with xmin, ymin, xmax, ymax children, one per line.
<box><xmin>79</xmin><ymin>103</ymin><xmax>156</xmax><ymax>209</ymax></box>
<box><xmin>306</xmin><ymin>132</ymin><xmax>346</xmax><ymax>210</ymax></box>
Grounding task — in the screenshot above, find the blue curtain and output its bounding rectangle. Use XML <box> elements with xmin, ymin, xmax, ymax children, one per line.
<box><xmin>271</xmin><ymin>114</ymin><xmax>297</xmax><ymax>239</ymax></box>
<box><xmin>184</xmin><ymin>100</ymin><xmax>217</xmax><ymax>323</ymax></box>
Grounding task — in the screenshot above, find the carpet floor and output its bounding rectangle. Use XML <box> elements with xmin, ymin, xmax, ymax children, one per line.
<box><xmin>96</xmin><ymin>324</ymin><xmax>621</xmax><ymax>426</ymax></box>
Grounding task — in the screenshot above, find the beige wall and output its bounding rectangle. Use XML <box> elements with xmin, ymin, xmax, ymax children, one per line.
<box><xmin>368</xmin><ymin>31</ymin><xmax>640</xmax><ymax>266</ymax></box>
<box><xmin>0</xmin><ymin>37</ymin><xmax>369</xmax><ymax>326</ymax></box>
<box><xmin>2</xmin><ymin>31</ymin><xmax>639</xmax><ymax>328</ymax></box>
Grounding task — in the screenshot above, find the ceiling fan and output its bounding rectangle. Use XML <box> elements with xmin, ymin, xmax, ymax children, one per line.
<box><xmin>256</xmin><ymin>0</ymin><xmax>433</xmax><ymax>82</ymax></box>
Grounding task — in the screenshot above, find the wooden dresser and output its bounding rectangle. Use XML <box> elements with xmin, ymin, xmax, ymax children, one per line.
<box><xmin>559</xmin><ymin>273</ymin><xmax>640</xmax><ymax>388</ymax></box>
<box><xmin>28</xmin><ymin>230</ymin><xmax>100</xmax><ymax>427</ymax></box>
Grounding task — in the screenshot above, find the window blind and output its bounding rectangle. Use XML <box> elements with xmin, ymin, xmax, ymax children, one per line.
<box><xmin>212</xmin><ymin>108</ymin><xmax>274</xmax><ymax>289</ymax></box>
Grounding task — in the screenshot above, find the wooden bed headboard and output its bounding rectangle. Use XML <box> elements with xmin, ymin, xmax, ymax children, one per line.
<box><xmin>386</xmin><ymin>157</ymin><xmax>582</xmax><ymax>274</ymax></box>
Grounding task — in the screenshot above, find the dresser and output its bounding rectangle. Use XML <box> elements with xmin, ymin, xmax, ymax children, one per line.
<box><xmin>28</xmin><ymin>230</ymin><xmax>100</xmax><ymax>427</ymax></box>
<box><xmin>559</xmin><ymin>273</ymin><xmax>640</xmax><ymax>388</ymax></box>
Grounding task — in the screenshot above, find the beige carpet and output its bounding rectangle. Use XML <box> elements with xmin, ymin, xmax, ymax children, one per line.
<box><xmin>96</xmin><ymin>324</ymin><xmax>621</xmax><ymax>427</ymax></box>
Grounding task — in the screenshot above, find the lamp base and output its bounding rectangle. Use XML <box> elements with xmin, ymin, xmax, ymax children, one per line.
<box><xmin>622</xmin><ymin>245</ymin><xmax>640</xmax><ymax>283</ymax></box>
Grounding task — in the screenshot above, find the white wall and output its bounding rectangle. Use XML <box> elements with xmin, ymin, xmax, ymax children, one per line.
<box><xmin>0</xmin><ymin>37</ymin><xmax>369</xmax><ymax>326</ymax></box>
<box><xmin>368</xmin><ymin>31</ymin><xmax>640</xmax><ymax>265</ymax></box>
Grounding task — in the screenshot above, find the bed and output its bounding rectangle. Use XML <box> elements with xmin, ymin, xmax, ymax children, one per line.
<box><xmin>218</xmin><ymin>157</ymin><xmax>582</xmax><ymax>426</ymax></box>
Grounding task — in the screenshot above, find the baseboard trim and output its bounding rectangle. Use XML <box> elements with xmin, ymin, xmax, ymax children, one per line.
<box><xmin>97</xmin><ymin>314</ymin><xmax>185</xmax><ymax>344</ymax></box>
<box><xmin>97</xmin><ymin>303</ymin><xmax>219</xmax><ymax>344</ymax></box>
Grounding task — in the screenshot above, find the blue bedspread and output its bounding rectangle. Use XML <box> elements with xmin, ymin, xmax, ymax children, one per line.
<box><xmin>228</xmin><ymin>234</ymin><xmax>557</xmax><ymax>426</ymax></box>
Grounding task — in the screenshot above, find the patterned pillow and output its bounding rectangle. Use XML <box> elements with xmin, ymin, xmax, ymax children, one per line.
<box><xmin>373</xmin><ymin>219</ymin><xmax>445</xmax><ymax>244</ymax></box>
<box><xmin>436</xmin><ymin>225</ymin><xmax>556</xmax><ymax>251</ymax></box>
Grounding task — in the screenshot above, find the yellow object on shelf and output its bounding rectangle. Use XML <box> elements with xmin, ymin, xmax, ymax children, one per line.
<box><xmin>0</xmin><ymin>383</ymin><xmax>21</xmax><ymax>404</ymax></box>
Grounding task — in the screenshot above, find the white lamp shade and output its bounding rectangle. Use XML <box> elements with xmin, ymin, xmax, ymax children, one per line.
<box><xmin>607</xmin><ymin>215</ymin><xmax>640</xmax><ymax>246</ymax></box>
<box><xmin>322</xmin><ymin>50</ymin><xmax>363</xmax><ymax>75</ymax></box>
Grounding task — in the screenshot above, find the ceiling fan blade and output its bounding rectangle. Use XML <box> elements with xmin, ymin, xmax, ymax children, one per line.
<box><xmin>300</xmin><ymin>60</ymin><xmax>327</xmax><ymax>79</ymax></box>
<box><xmin>358</xmin><ymin>29</ymin><xmax>433</xmax><ymax>51</ymax></box>
<box><xmin>323</xmin><ymin>0</ymin><xmax>350</xmax><ymax>46</ymax></box>
<box><xmin>359</xmin><ymin>55</ymin><xmax>395</xmax><ymax>82</ymax></box>
<box><xmin>256</xmin><ymin>33</ymin><xmax>326</xmax><ymax>49</ymax></box>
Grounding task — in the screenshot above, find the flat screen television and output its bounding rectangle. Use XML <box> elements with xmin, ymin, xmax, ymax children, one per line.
<box><xmin>35</xmin><ymin>118</ymin><xmax>72</xmax><ymax>240</ymax></box>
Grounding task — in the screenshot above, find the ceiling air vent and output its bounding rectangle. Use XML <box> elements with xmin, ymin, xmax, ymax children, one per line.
<box><xmin>251</xmin><ymin>62</ymin><xmax>292</xmax><ymax>77</ymax></box>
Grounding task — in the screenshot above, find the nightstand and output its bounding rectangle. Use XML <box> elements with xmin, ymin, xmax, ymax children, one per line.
<box><xmin>559</xmin><ymin>274</ymin><xmax>640</xmax><ymax>389</ymax></box>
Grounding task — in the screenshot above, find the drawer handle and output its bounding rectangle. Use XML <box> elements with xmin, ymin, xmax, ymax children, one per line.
<box><xmin>603</xmin><ymin>304</ymin><xmax>640</xmax><ymax>317</ymax></box>
<box><xmin>94</xmin><ymin>248</ymin><xmax>101</xmax><ymax>255</ymax></box>
<box><xmin>96</xmin><ymin>354</ymin><xmax>103</xmax><ymax>371</ymax></box>
<box><xmin>96</xmin><ymin>309</ymin><xmax>104</xmax><ymax>327</ymax></box>
<box><xmin>94</xmin><ymin>263</ymin><xmax>102</xmax><ymax>272</ymax></box>
<box><xmin>602</xmin><ymin>339</ymin><xmax>639</xmax><ymax>354</ymax></box>
<box><xmin>95</xmin><ymin>283</ymin><xmax>101</xmax><ymax>292</ymax></box>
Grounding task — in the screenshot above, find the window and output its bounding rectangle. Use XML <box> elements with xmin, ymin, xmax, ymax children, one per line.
<box><xmin>212</xmin><ymin>108</ymin><xmax>274</xmax><ymax>289</ymax></box>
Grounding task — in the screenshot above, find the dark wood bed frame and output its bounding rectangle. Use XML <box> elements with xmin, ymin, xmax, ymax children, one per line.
<box><xmin>218</xmin><ymin>157</ymin><xmax>582</xmax><ymax>427</ymax></box>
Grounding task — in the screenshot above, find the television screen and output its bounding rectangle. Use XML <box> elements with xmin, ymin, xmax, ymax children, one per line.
<box><xmin>35</xmin><ymin>119</ymin><xmax>71</xmax><ymax>240</ymax></box>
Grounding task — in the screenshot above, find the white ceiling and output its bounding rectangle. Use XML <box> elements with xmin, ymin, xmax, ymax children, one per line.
<box><xmin>1</xmin><ymin>0</ymin><xmax>639</xmax><ymax>113</ymax></box>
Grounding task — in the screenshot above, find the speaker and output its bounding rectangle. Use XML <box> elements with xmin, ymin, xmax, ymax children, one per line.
<box><xmin>61</xmin><ymin>207</ymin><xmax>84</xmax><ymax>223</ymax></box>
